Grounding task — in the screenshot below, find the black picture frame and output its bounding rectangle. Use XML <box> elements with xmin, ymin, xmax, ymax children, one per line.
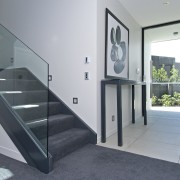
<box><xmin>105</xmin><ymin>8</ymin><xmax>129</xmax><ymax>79</ymax></box>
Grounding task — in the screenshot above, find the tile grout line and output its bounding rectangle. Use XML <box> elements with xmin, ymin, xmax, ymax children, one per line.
<box><xmin>130</xmin><ymin>122</ymin><xmax>180</xmax><ymax>150</ymax></box>
<box><xmin>124</xmin><ymin>116</ymin><xmax>156</xmax><ymax>151</ymax></box>
<box><xmin>125</xmin><ymin>117</ymin><xmax>180</xmax><ymax>163</ymax></box>
<box><xmin>125</xmin><ymin>124</ymin><xmax>149</xmax><ymax>151</ymax></box>
<box><xmin>146</xmin><ymin>117</ymin><xmax>180</xmax><ymax>149</ymax></box>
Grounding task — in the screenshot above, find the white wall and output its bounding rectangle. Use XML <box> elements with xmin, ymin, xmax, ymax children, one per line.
<box><xmin>0</xmin><ymin>0</ymin><xmax>98</xmax><ymax>131</ymax></box>
<box><xmin>0</xmin><ymin>0</ymin><xmax>97</xmax><ymax>162</ymax></box>
<box><xmin>14</xmin><ymin>41</ymin><xmax>48</xmax><ymax>86</ymax></box>
<box><xmin>144</xmin><ymin>30</ymin><xmax>152</xmax><ymax>109</ymax></box>
<box><xmin>97</xmin><ymin>0</ymin><xmax>142</xmax><ymax>140</ymax></box>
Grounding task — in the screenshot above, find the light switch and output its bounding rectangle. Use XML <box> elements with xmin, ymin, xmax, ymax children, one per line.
<box><xmin>73</xmin><ymin>98</ymin><xmax>78</xmax><ymax>104</ymax></box>
<box><xmin>85</xmin><ymin>72</ymin><xmax>90</xmax><ymax>80</ymax></box>
<box><xmin>85</xmin><ymin>57</ymin><xmax>91</xmax><ymax>64</ymax></box>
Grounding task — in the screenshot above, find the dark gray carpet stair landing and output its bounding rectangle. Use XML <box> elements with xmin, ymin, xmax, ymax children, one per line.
<box><xmin>0</xmin><ymin>144</ymin><xmax>180</xmax><ymax>180</ymax></box>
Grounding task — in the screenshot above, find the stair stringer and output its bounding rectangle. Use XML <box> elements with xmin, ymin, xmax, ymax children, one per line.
<box><xmin>22</xmin><ymin>67</ymin><xmax>97</xmax><ymax>144</ymax></box>
<box><xmin>0</xmin><ymin>95</ymin><xmax>53</xmax><ymax>173</ymax></box>
<box><xmin>48</xmin><ymin>90</ymin><xmax>97</xmax><ymax>144</ymax></box>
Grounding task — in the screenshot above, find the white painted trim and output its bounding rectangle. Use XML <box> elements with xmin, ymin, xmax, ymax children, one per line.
<box><xmin>97</xmin><ymin>128</ymin><xmax>117</xmax><ymax>143</ymax></box>
<box><xmin>0</xmin><ymin>146</ymin><xmax>26</xmax><ymax>163</ymax></box>
<box><xmin>97</xmin><ymin>116</ymin><xmax>143</xmax><ymax>143</ymax></box>
<box><xmin>97</xmin><ymin>136</ymin><xmax>101</xmax><ymax>143</ymax></box>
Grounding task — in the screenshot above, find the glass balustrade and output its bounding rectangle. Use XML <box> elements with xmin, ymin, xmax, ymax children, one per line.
<box><xmin>0</xmin><ymin>24</ymin><xmax>49</xmax><ymax>157</ymax></box>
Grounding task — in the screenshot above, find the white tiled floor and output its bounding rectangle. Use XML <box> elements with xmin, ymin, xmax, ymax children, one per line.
<box><xmin>98</xmin><ymin>115</ymin><xmax>180</xmax><ymax>164</ymax></box>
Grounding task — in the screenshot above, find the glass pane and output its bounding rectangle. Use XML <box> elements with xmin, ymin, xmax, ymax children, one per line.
<box><xmin>0</xmin><ymin>24</ymin><xmax>49</xmax><ymax>156</ymax></box>
<box><xmin>144</xmin><ymin>23</ymin><xmax>180</xmax><ymax>111</ymax></box>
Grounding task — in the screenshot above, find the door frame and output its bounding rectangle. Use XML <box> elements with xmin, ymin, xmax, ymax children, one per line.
<box><xmin>141</xmin><ymin>20</ymin><xmax>180</xmax><ymax>113</ymax></box>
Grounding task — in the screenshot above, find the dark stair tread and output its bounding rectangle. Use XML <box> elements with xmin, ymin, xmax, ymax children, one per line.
<box><xmin>48</xmin><ymin>114</ymin><xmax>74</xmax><ymax>121</ymax></box>
<box><xmin>12</xmin><ymin>101</ymin><xmax>60</xmax><ymax>108</ymax></box>
<box><xmin>2</xmin><ymin>90</ymin><xmax>48</xmax><ymax>105</ymax></box>
<box><xmin>48</xmin><ymin>114</ymin><xmax>74</xmax><ymax>135</ymax></box>
<box><xmin>45</xmin><ymin>128</ymin><xmax>91</xmax><ymax>161</ymax></box>
<box><xmin>3</xmin><ymin>90</ymin><xmax>47</xmax><ymax>93</ymax></box>
<box><xmin>0</xmin><ymin>79</ymin><xmax>45</xmax><ymax>91</ymax></box>
<box><xmin>0</xmin><ymin>79</ymin><xmax>37</xmax><ymax>82</ymax></box>
<box><xmin>0</xmin><ymin>68</ymin><xmax>35</xmax><ymax>80</ymax></box>
<box><xmin>13</xmin><ymin>102</ymin><xmax>62</xmax><ymax>121</ymax></box>
<box><xmin>0</xmin><ymin>67</ymin><xmax>29</xmax><ymax>72</ymax></box>
<box><xmin>27</xmin><ymin>114</ymin><xmax>74</xmax><ymax>138</ymax></box>
<box><xmin>27</xmin><ymin>114</ymin><xmax>74</xmax><ymax>127</ymax></box>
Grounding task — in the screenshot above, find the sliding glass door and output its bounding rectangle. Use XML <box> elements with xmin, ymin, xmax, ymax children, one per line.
<box><xmin>143</xmin><ymin>22</ymin><xmax>180</xmax><ymax>111</ymax></box>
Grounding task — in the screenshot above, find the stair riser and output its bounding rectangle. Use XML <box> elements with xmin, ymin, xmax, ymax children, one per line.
<box><xmin>49</xmin><ymin>117</ymin><xmax>74</xmax><ymax>136</ymax></box>
<box><xmin>15</xmin><ymin>103</ymin><xmax>62</xmax><ymax>121</ymax></box>
<box><xmin>31</xmin><ymin>126</ymin><xmax>47</xmax><ymax>140</ymax></box>
<box><xmin>29</xmin><ymin>116</ymin><xmax>74</xmax><ymax>139</ymax></box>
<box><xmin>0</xmin><ymin>69</ymin><xmax>35</xmax><ymax>80</ymax></box>
<box><xmin>0</xmin><ymin>80</ymin><xmax>45</xmax><ymax>91</ymax></box>
<box><xmin>52</xmin><ymin>133</ymin><xmax>90</xmax><ymax>162</ymax></box>
<box><xmin>3</xmin><ymin>91</ymin><xmax>48</xmax><ymax>106</ymax></box>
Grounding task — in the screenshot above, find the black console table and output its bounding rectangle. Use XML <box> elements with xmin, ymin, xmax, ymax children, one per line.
<box><xmin>101</xmin><ymin>79</ymin><xmax>147</xmax><ymax>146</ymax></box>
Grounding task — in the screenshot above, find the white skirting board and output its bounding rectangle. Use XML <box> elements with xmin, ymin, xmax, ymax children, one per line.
<box><xmin>0</xmin><ymin>145</ymin><xmax>26</xmax><ymax>163</ymax></box>
<box><xmin>97</xmin><ymin>114</ymin><xmax>142</xmax><ymax>143</ymax></box>
<box><xmin>0</xmin><ymin>125</ymin><xmax>26</xmax><ymax>163</ymax></box>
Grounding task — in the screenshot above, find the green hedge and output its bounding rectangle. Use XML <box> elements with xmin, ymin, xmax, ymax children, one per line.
<box><xmin>153</xmin><ymin>65</ymin><xmax>180</xmax><ymax>82</ymax></box>
<box><xmin>152</xmin><ymin>92</ymin><xmax>180</xmax><ymax>106</ymax></box>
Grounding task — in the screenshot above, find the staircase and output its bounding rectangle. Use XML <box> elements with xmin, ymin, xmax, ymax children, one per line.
<box><xmin>0</xmin><ymin>23</ymin><xmax>96</xmax><ymax>173</ymax></box>
<box><xmin>0</xmin><ymin>68</ymin><xmax>96</xmax><ymax>172</ymax></box>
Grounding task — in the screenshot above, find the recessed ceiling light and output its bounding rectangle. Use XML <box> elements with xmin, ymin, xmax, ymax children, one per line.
<box><xmin>163</xmin><ymin>1</ymin><xmax>170</xmax><ymax>5</ymax></box>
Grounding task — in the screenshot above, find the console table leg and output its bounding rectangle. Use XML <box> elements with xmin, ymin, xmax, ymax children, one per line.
<box><xmin>101</xmin><ymin>82</ymin><xmax>106</xmax><ymax>142</ymax></box>
<box><xmin>143</xmin><ymin>85</ymin><xmax>147</xmax><ymax>125</ymax></box>
<box><xmin>117</xmin><ymin>83</ymin><xmax>123</xmax><ymax>146</ymax></box>
<box><xmin>132</xmin><ymin>85</ymin><xmax>135</xmax><ymax>124</ymax></box>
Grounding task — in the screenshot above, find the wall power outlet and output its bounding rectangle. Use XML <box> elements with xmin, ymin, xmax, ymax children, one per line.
<box><xmin>112</xmin><ymin>115</ymin><xmax>115</xmax><ymax>121</ymax></box>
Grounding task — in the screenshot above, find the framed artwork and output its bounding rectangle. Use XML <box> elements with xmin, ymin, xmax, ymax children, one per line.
<box><xmin>105</xmin><ymin>8</ymin><xmax>129</xmax><ymax>79</ymax></box>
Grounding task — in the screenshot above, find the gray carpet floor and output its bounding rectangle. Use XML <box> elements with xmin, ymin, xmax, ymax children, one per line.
<box><xmin>0</xmin><ymin>144</ymin><xmax>180</xmax><ymax>180</ymax></box>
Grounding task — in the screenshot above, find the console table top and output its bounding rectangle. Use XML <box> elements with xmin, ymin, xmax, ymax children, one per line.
<box><xmin>101</xmin><ymin>79</ymin><xmax>146</xmax><ymax>85</ymax></box>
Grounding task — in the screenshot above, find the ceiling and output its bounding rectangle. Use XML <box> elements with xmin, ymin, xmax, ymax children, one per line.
<box><xmin>145</xmin><ymin>23</ymin><xmax>180</xmax><ymax>42</ymax></box>
<box><xmin>118</xmin><ymin>0</ymin><xmax>180</xmax><ymax>27</ymax></box>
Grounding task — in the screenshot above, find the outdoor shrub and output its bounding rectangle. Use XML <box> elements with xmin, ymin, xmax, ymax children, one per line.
<box><xmin>173</xmin><ymin>92</ymin><xmax>180</xmax><ymax>105</ymax></box>
<box><xmin>158</xmin><ymin>94</ymin><xmax>177</xmax><ymax>106</ymax></box>
<box><xmin>152</xmin><ymin>64</ymin><xmax>169</xmax><ymax>82</ymax></box>
<box><xmin>152</xmin><ymin>92</ymin><xmax>180</xmax><ymax>107</ymax></box>
<box><xmin>152</xmin><ymin>95</ymin><xmax>158</xmax><ymax>106</ymax></box>
<box><xmin>169</xmin><ymin>65</ymin><xmax>180</xmax><ymax>82</ymax></box>
<box><xmin>152</xmin><ymin>66</ymin><xmax>158</xmax><ymax>82</ymax></box>
<box><xmin>157</xmin><ymin>64</ymin><xmax>169</xmax><ymax>82</ymax></box>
